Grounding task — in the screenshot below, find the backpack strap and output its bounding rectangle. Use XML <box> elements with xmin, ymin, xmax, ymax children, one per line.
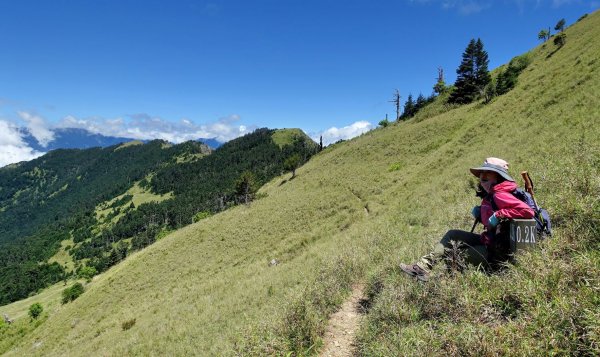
<box><xmin>488</xmin><ymin>192</ymin><xmax>501</xmax><ymax>212</ymax></box>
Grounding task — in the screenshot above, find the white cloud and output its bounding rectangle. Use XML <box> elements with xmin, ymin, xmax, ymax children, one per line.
<box><xmin>56</xmin><ymin>113</ymin><xmax>254</xmax><ymax>143</ymax></box>
<box><xmin>552</xmin><ymin>0</ymin><xmax>576</xmax><ymax>7</ymax></box>
<box><xmin>313</xmin><ymin>120</ymin><xmax>374</xmax><ymax>146</ymax></box>
<box><xmin>442</xmin><ymin>0</ymin><xmax>492</xmax><ymax>14</ymax></box>
<box><xmin>0</xmin><ymin>120</ymin><xmax>44</xmax><ymax>167</ymax></box>
<box><xmin>410</xmin><ymin>0</ymin><xmax>492</xmax><ymax>14</ymax></box>
<box><xmin>18</xmin><ymin>111</ymin><xmax>55</xmax><ymax>147</ymax></box>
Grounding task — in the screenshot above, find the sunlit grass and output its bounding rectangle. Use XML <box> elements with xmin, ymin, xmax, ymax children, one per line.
<box><xmin>47</xmin><ymin>238</ymin><xmax>76</xmax><ymax>273</ymax></box>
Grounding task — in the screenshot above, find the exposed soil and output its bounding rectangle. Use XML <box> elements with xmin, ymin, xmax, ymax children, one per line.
<box><xmin>319</xmin><ymin>284</ymin><xmax>366</xmax><ymax>357</ymax></box>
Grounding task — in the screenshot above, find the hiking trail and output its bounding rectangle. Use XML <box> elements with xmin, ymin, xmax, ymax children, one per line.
<box><xmin>319</xmin><ymin>284</ymin><xmax>366</xmax><ymax>357</ymax></box>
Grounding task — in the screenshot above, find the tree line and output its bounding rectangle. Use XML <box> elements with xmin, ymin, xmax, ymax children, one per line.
<box><xmin>381</xmin><ymin>16</ymin><xmax>573</xmax><ymax>125</ymax></box>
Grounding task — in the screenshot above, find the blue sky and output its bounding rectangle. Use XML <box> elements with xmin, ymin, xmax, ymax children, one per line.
<box><xmin>0</xmin><ymin>0</ymin><xmax>597</xmax><ymax>165</ymax></box>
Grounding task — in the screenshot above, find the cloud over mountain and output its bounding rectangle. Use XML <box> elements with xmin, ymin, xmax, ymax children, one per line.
<box><xmin>57</xmin><ymin>113</ymin><xmax>254</xmax><ymax>143</ymax></box>
<box><xmin>0</xmin><ymin>120</ymin><xmax>44</xmax><ymax>167</ymax></box>
<box><xmin>314</xmin><ymin>120</ymin><xmax>374</xmax><ymax>146</ymax></box>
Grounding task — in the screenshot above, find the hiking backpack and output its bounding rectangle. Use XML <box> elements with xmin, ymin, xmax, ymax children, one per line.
<box><xmin>491</xmin><ymin>188</ymin><xmax>552</xmax><ymax>238</ymax></box>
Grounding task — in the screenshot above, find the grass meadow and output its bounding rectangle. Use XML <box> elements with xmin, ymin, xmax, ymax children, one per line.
<box><xmin>1</xmin><ymin>10</ymin><xmax>599</xmax><ymax>357</ymax></box>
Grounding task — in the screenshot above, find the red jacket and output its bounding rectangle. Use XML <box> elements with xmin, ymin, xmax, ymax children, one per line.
<box><xmin>480</xmin><ymin>181</ymin><xmax>534</xmax><ymax>245</ymax></box>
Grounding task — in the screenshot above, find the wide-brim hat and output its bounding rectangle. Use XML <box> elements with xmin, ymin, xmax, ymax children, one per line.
<box><xmin>470</xmin><ymin>157</ymin><xmax>514</xmax><ymax>182</ymax></box>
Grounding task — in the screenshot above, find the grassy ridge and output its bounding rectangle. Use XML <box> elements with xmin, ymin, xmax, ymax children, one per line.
<box><xmin>2</xmin><ymin>11</ymin><xmax>599</xmax><ymax>356</ymax></box>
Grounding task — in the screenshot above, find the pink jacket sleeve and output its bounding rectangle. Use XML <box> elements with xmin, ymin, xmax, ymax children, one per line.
<box><xmin>493</xmin><ymin>192</ymin><xmax>534</xmax><ymax>219</ymax></box>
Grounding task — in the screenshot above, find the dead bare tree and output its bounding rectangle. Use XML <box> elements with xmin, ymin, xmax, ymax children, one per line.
<box><xmin>389</xmin><ymin>89</ymin><xmax>401</xmax><ymax>121</ymax></box>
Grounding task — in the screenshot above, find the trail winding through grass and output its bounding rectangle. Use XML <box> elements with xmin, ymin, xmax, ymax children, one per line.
<box><xmin>319</xmin><ymin>284</ymin><xmax>365</xmax><ymax>357</ymax></box>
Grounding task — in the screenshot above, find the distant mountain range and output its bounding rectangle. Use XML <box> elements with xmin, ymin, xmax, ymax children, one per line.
<box><xmin>20</xmin><ymin>127</ymin><xmax>223</xmax><ymax>151</ymax></box>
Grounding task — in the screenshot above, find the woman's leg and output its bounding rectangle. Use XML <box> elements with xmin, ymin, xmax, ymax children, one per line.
<box><xmin>419</xmin><ymin>230</ymin><xmax>485</xmax><ymax>270</ymax></box>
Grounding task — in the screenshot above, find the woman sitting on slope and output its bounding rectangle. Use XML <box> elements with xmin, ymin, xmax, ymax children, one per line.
<box><xmin>400</xmin><ymin>157</ymin><xmax>534</xmax><ymax>281</ymax></box>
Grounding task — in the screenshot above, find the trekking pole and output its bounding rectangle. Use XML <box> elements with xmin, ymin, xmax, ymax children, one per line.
<box><xmin>470</xmin><ymin>218</ymin><xmax>480</xmax><ymax>233</ymax></box>
<box><xmin>520</xmin><ymin>171</ymin><xmax>540</xmax><ymax>210</ymax></box>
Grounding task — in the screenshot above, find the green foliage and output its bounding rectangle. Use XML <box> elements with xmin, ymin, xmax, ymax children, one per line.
<box><xmin>555</xmin><ymin>18</ymin><xmax>566</xmax><ymax>32</ymax></box>
<box><xmin>401</xmin><ymin>93</ymin><xmax>435</xmax><ymax>120</ymax></box>
<box><xmin>284</xmin><ymin>154</ymin><xmax>302</xmax><ymax>178</ymax></box>
<box><xmin>483</xmin><ymin>78</ymin><xmax>496</xmax><ymax>103</ymax></box>
<box><xmin>61</xmin><ymin>282</ymin><xmax>84</xmax><ymax>304</ymax></box>
<box><xmin>538</xmin><ymin>29</ymin><xmax>550</xmax><ymax>42</ymax></box>
<box><xmin>28</xmin><ymin>303</ymin><xmax>43</xmax><ymax>319</ymax></box>
<box><xmin>78</xmin><ymin>266</ymin><xmax>97</xmax><ymax>281</ymax></box>
<box><xmin>449</xmin><ymin>38</ymin><xmax>491</xmax><ymax>104</ymax></box>
<box><xmin>402</xmin><ymin>94</ymin><xmax>416</xmax><ymax>118</ymax></box>
<box><xmin>495</xmin><ymin>54</ymin><xmax>531</xmax><ymax>96</ymax></box>
<box><xmin>433</xmin><ymin>80</ymin><xmax>447</xmax><ymax>94</ymax></box>
<box><xmin>193</xmin><ymin>211</ymin><xmax>212</xmax><ymax>223</ymax></box>
<box><xmin>235</xmin><ymin>171</ymin><xmax>259</xmax><ymax>204</ymax></box>
<box><xmin>554</xmin><ymin>32</ymin><xmax>567</xmax><ymax>48</ymax></box>
<box><xmin>378</xmin><ymin>119</ymin><xmax>390</xmax><ymax>128</ymax></box>
<box><xmin>388</xmin><ymin>162</ymin><xmax>402</xmax><ymax>172</ymax></box>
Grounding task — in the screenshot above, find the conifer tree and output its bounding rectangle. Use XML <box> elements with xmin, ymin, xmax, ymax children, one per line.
<box><xmin>449</xmin><ymin>38</ymin><xmax>490</xmax><ymax>104</ymax></box>
<box><xmin>415</xmin><ymin>93</ymin><xmax>426</xmax><ymax>111</ymax></box>
<box><xmin>402</xmin><ymin>94</ymin><xmax>415</xmax><ymax>119</ymax></box>
<box><xmin>449</xmin><ymin>39</ymin><xmax>477</xmax><ymax>104</ymax></box>
<box><xmin>474</xmin><ymin>39</ymin><xmax>491</xmax><ymax>95</ymax></box>
<box><xmin>555</xmin><ymin>18</ymin><xmax>566</xmax><ymax>32</ymax></box>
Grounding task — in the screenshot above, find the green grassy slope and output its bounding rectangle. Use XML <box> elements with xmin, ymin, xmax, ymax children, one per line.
<box><xmin>2</xmin><ymin>11</ymin><xmax>599</xmax><ymax>356</ymax></box>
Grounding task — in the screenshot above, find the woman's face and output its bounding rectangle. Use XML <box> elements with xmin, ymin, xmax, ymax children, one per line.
<box><xmin>480</xmin><ymin>171</ymin><xmax>500</xmax><ymax>192</ymax></box>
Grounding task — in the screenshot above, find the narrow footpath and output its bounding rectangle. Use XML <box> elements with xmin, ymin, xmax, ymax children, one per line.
<box><xmin>319</xmin><ymin>284</ymin><xmax>365</xmax><ymax>357</ymax></box>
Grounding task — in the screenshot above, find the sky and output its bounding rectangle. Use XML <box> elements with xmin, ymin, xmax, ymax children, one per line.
<box><xmin>0</xmin><ymin>0</ymin><xmax>597</xmax><ymax>166</ymax></box>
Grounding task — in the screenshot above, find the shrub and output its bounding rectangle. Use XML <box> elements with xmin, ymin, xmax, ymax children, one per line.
<box><xmin>496</xmin><ymin>54</ymin><xmax>531</xmax><ymax>95</ymax></box>
<box><xmin>62</xmin><ymin>283</ymin><xmax>85</xmax><ymax>304</ymax></box>
<box><xmin>28</xmin><ymin>303</ymin><xmax>43</xmax><ymax>319</ymax></box>
<box><xmin>378</xmin><ymin>119</ymin><xmax>390</xmax><ymax>128</ymax></box>
<box><xmin>122</xmin><ymin>318</ymin><xmax>136</xmax><ymax>330</ymax></box>
<box><xmin>193</xmin><ymin>211</ymin><xmax>212</xmax><ymax>223</ymax></box>
<box><xmin>554</xmin><ymin>32</ymin><xmax>567</xmax><ymax>48</ymax></box>
<box><xmin>78</xmin><ymin>266</ymin><xmax>97</xmax><ymax>282</ymax></box>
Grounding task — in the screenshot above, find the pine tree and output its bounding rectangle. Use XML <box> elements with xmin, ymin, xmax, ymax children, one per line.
<box><xmin>555</xmin><ymin>18</ymin><xmax>566</xmax><ymax>32</ymax></box>
<box><xmin>474</xmin><ymin>39</ymin><xmax>491</xmax><ymax>95</ymax></box>
<box><xmin>449</xmin><ymin>39</ymin><xmax>477</xmax><ymax>104</ymax></box>
<box><xmin>449</xmin><ymin>38</ymin><xmax>490</xmax><ymax>104</ymax></box>
<box><xmin>235</xmin><ymin>171</ymin><xmax>257</xmax><ymax>204</ymax></box>
<box><xmin>402</xmin><ymin>94</ymin><xmax>415</xmax><ymax>119</ymax></box>
<box><xmin>415</xmin><ymin>93</ymin><xmax>426</xmax><ymax>112</ymax></box>
<box><xmin>538</xmin><ymin>29</ymin><xmax>550</xmax><ymax>42</ymax></box>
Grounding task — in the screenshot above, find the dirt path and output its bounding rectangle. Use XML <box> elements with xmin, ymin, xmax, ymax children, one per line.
<box><xmin>319</xmin><ymin>284</ymin><xmax>366</xmax><ymax>357</ymax></box>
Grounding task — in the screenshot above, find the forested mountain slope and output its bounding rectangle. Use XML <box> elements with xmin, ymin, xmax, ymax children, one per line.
<box><xmin>0</xmin><ymin>128</ymin><xmax>316</xmax><ymax>305</ymax></box>
<box><xmin>2</xmin><ymin>11</ymin><xmax>599</xmax><ymax>357</ymax></box>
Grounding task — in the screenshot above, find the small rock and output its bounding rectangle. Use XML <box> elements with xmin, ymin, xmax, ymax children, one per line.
<box><xmin>268</xmin><ymin>258</ymin><xmax>279</xmax><ymax>267</ymax></box>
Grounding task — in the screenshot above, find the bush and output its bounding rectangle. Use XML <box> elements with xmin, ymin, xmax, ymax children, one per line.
<box><xmin>28</xmin><ymin>303</ymin><xmax>43</xmax><ymax>319</ymax></box>
<box><xmin>496</xmin><ymin>54</ymin><xmax>531</xmax><ymax>95</ymax></box>
<box><xmin>78</xmin><ymin>266</ymin><xmax>97</xmax><ymax>282</ymax></box>
<box><xmin>122</xmin><ymin>318</ymin><xmax>136</xmax><ymax>330</ymax></box>
<box><xmin>62</xmin><ymin>283</ymin><xmax>85</xmax><ymax>304</ymax></box>
<box><xmin>554</xmin><ymin>32</ymin><xmax>567</xmax><ymax>48</ymax></box>
<box><xmin>193</xmin><ymin>211</ymin><xmax>212</xmax><ymax>223</ymax></box>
